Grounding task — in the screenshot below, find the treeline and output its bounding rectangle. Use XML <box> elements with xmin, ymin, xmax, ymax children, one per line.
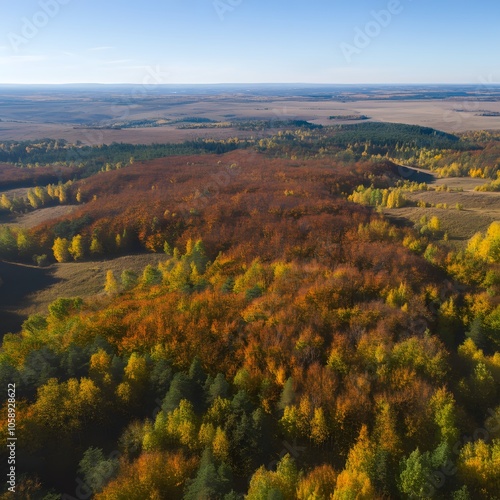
<box><xmin>0</xmin><ymin>124</ymin><xmax>498</xmax><ymax>189</ymax></box>
<box><xmin>0</xmin><ymin>181</ymin><xmax>75</xmax><ymax>215</ymax></box>
<box><xmin>0</xmin><ymin>151</ymin><xmax>397</xmax><ymax>265</ymax></box>
<box><xmin>330</xmin><ymin>122</ymin><xmax>463</xmax><ymax>149</ymax></box>
<box><xmin>0</xmin><ymin>162</ymin><xmax>78</xmax><ymax>191</ymax></box>
<box><xmin>348</xmin><ymin>185</ymin><xmax>409</xmax><ymax>209</ymax></box>
<box><xmin>235</xmin><ymin>120</ymin><xmax>322</xmax><ymax>131</ymax></box>
<box><xmin>475</xmin><ymin>173</ymin><xmax>500</xmax><ymax>192</ymax></box>
<box><xmin>329</xmin><ymin>115</ymin><xmax>370</xmax><ymax>120</ymax></box>
<box><xmin>254</xmin><ymin>123</ymin><xmax>480</xmax><ymax>165</ymax></box>
<box><xmin>0</xmin><ymin>138</ymin><xmax>250</xmax><ymax>177</ymax></box>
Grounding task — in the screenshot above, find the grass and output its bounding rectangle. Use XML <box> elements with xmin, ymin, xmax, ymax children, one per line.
<box><xmin>0</xmin><ymin>205</ymin><xmax>78</xmax><ymax>229</ymax></box>
<box><xmin>0</xmin><ymin>253</ymin><xmax>166</xmax><ymax>336</ymax></box>
<box><xmin>384</xmin><ymin>182</ymin><xmax>500</xmax><ymax>243</ymax></box>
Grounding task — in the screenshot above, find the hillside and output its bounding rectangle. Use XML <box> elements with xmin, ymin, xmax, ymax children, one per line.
<box><xmin>0</xmin><ymin>133</ymin><xmax>499</xmax><ymax>499</ymax></box>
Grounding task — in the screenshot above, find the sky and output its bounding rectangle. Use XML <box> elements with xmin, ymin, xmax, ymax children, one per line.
<box><xmin>0</xmin><ymin>0</ymin><xmax>499</xmax><ymax>84</ymax></box>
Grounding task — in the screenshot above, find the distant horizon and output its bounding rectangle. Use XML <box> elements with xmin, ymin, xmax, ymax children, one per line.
<box><xmin>1</xmin><ymin>82</ymin><xmax>500</xmax><ymax>87</ymax></box>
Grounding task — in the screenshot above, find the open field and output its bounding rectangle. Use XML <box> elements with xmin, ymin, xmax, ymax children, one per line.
<box><xmin>0</xmin><ymin>204</ymin><xmax>78</xmax><ymax>229</ymax></box>
<box><xmin>1</xmin><ymin>99</ymin><xmax>500</xmax><ymax>144</ymax></box>
<box><xmin>0</xmin><ymin>187</ymin><xmax>29</xmax><ymax>198</ymax></box>
<box><xmin>433</xmin><ymin>177</ymin><xmax>490</xmax><ymax>191</ymax></box>
<box><xmin>385</xmin><ymin>171</ymin><xmax>500</xmax><ymax>242</ymax></box>
<box><xmin>0</xmin><ymin>253</ymin><xmax>166</xmax><ymax>336</ymax></box>
<box><xmin>1</xmin><ymin>85</ymin><xmax>500</xmax><ymax>144</ymax></box>
<box><xmin>0</xmin><ymin>121</ymin><xmax>249</xmax><ymax>145</ymax></box>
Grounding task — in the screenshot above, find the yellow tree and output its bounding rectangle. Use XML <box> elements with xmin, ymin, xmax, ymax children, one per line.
<box><xmin>212</xmin><ymin>427</ymin><xmax>230</xmax><ymax>462</ymax></box>
<box><xmin>0</xmin><ymin>194</ymin><xmax>12</xmax><ymax>210</ymax></box>
<box><xmin>332</xmin><ymin>425</ymin><xmax>377</xmax><ymax>500</ymax></box>
<box><xmin>467</xmin><ymin>222</ymin><xmax>500</xmax><ymax>263</ymax></box>
<box><xmin>104</xmin><ymin>270</ymin><xmax>118</xmax><ymax>295</ymax></box>
<box><xmin>32</xmin><ymin>378</ymin><xmax>66</xmax><ymax>431</ymax></box>
<box><xmin>373</xmin><ymin>399</ymin><xmax>402</xmax><ymax>456</ymax></box>
<box><xmin>90</xmin><ymin>235</ymin><xmax>104</xmax><ymax>256</ymax></box>
<box><xmin>27</xmin><ymin>189</ymin><xmax>41</xmax><ymax>209</ymax></box>
<box><xmin>198</xmin><ymin>422</ymin><xmax>216</xmax><ymax>448</ymax></box>
<box><xmin>96</xmin><ymin>451</ymin><xmax>197</xmax><ymax>500</ymax></box>
<box><xmin>310</xmin><ymin>407</ymin><xmax>329</xmax><ymax>446</ymax></box>
<box><xmin>247</xmin><ymin>454</ymin><xmax>299</xmax><ymax>500</ymax></box>
<box><xmin>57</xmin><ymin>183</ymin><xmax>68</xmax><ymax>204</ymax></box>
<box><xmin>166</xmin><ymin>400</ymin><xmax>198</xmax><ymax>450</ymax></box>
<box><xmin>68</xmin><ymin>234</ymin><xmax>85</xmax><ymax>261</ymax></box>
<box><xmin>52</xmin><ymin>237</ymin><xmax>70</xmax><ymax>263</ymax></box>
<box><xmin>116</xmin><ymin>353</ymin><xmax>148</xmax><ymax>407</ymax></box>
<box><xmin>457</xmin><ymin>439</ymin><xmax>500</xmax><ymax>498</ymax></box>
<box><xmin>89</xmin><ymin>349</ymin><xmax>113</xmax><ymax>386</ymax></box>
<box><xmin>296</xmin><ymin>464</ymin><xmax>337</xmax><ymax>500</ymax></box>
<box><xmin>17</xmin><ymin>230</ymin><xmax>34</xmax><ymax>259</ymax></box>
<box><xmin>428</xmin><ymin>216</ymin><xmax>440</xmax><ymax>231</ymax></box>
<box><xmin>66</xmin><ymin>378</ymin><xmax>101</xmax><ymax>428</ymax></box>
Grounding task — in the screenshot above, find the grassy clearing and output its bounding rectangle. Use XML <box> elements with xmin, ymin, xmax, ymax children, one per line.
<box><xmin>0</xmin><ymin>204</ymin><xmax>78</xmax><ymax>229</ymax></box>
<box><xmin>432</xmin><ymin>177</ymin><xmax>490</xmax><ymax>191</ymax></box>
<box><xmin>0</xmin><ymin>253</ymin><xmax>166</xmax><ymax>335</ymax></box>
<box><xmin>0</xmin><ymin>187</ymin><xmax>29</xmax><ymax>198</ymax></box>
<box><xmin>384</xmin><ymin>185</ymin><xmax>500</xmax><ymax>242</ymax></box>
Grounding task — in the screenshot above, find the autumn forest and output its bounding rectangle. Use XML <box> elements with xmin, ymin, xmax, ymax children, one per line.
<box><xmin>0</xmin><ymin>121</ymin><xmax>499</xmax><ymax>499</ymax></box>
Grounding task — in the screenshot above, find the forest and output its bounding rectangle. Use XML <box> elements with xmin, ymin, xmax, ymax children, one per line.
<box><xmin>0</xmin><ymin>122</ymin><xmax>499</xmax><ymax>499</ymax></box>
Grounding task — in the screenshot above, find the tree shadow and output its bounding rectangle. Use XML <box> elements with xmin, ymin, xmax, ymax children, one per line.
<box><xmin>396</xmin><ymin>166</ymin><xmax>436</xmax><ymax>184</ymax></box>
<box><xmin>0</xmin><ymin>261</ymin><xmax>59</xmax><ymax>337</ymax></box>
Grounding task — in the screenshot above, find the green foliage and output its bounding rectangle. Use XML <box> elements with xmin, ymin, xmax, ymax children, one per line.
<box><xmin>0</xmin><ymin>226</ymin><xmax>17</xmax><ymax>259</ymax></box>
<box><xmin>33</xmin><ymin>253</ymin><xmax>49</xmax><ymax>267</ymax></box>
<box><xmin>398</xmin><ymin>447</ymin><xmax>439</xmax><ymax>499</ymax></box>
<box><xmin>120</xmin><ymin>269</ymin><xmax>138</xmax><ymax>289</ymax></box>
<box><xmin>277</xmin><ymin>377</ymin><xmax>295</xmax><ymax>411</ymax></box>
<box><xmin>48</xmin><ymin>297</ymin><xmax>83</xmax><ymax>321</ymax></box>
<box><xmin>141</xmin><ymin>264</ymin><xmax>162</xmax><ymax>286</ymax></box>
<box><xmin>184</xmin><ymin>449</ymin><xmax>235</xmax><ymax>500</ymax></box>
<box><xmin>54</xmin><ymin>215</ymin><xmax>92</xmax><ymax>240</ymax></box>
<box><xmin>78</xmin><ymin>447</ymin><xmax>119</xmax><ymax>494</ymax></box>
<box><xmin>349</xmin><ymin>185</ymin><xmax>408</xmax><ymax>208</ymax></box>
<box><xmin>208</xmin><ymin>373</ymin><xmax>230</xmax><ymax>404</ymax></box>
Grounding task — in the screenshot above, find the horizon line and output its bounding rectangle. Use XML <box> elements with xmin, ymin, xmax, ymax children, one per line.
<box><xmin>0</xmin><ymin>82</ymin><xmax>499</xmax><ymax>86</ymax></box>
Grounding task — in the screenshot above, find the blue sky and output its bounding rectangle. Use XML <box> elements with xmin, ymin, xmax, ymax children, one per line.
<box><xmin>0</xmin><ymin>0</ymin><xmax>498</xmax><ymax>84</ymax></box>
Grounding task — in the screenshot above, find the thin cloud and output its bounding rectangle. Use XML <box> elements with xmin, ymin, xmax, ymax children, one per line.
<box><xmin>103</xmin><ymin>59</ymin><xmax>134</xmax><ymax>65</ymax></box>
<box><xmin>0</xmin><ymin>55</ymin><xmax>47</xmax><ymax>64</ymax></box>
<box><xmin>88</xmin><ymin>46</ymin><xmax>114</xmax><ymax>52</ymax></box>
